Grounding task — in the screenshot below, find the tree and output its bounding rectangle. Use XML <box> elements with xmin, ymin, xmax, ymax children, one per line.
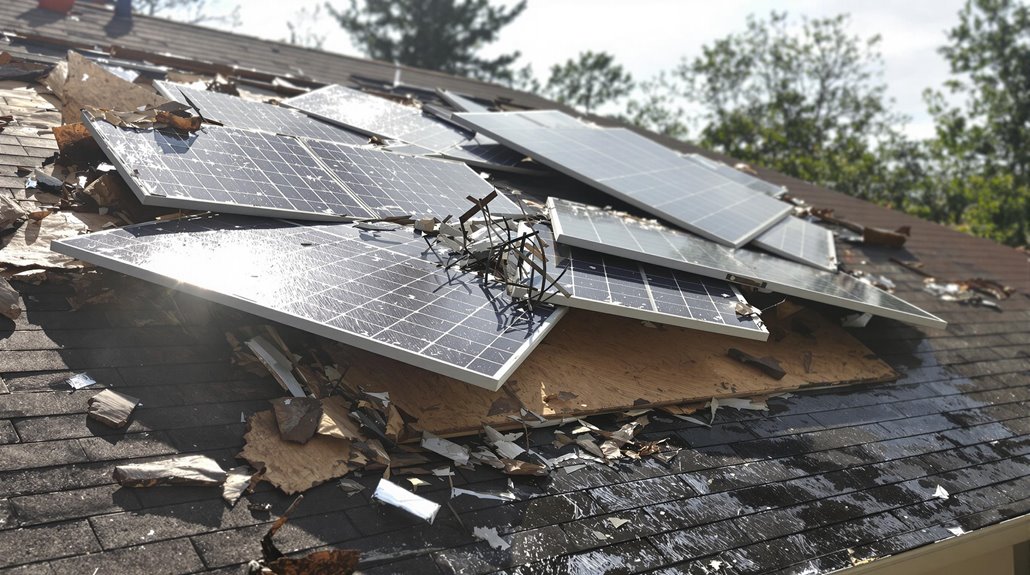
<box><xmin>544</xmin><ymin>51</ymin><xmax>633</xmax><ymax>114</ymax></box>
<box><xmin>327</xmin><ymin>0</ymin><xmax>527</xmax><ymax>85</ymax></box>
<box><xmin>672</xmin><ymin>12</ymin><xmax>906</xmax><ymax>202</ymax></box>
<box><xmin>133</xmin><ymin>0</ymin><xmax>241</xmax><ymax>26</ymax></box>
<box><xmin>922</xmin><ymin>0</ymin><xmax>1030</xmax><ymax>246</ymax></box>
<box><xmin>621</xmin><ymin>72</ymin><xmax>689</xmax><ymax>140</ymax></box>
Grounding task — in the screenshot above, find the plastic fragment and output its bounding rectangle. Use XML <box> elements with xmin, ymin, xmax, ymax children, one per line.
<box><xmin>67</xmin><ymin>372</ymin><xmax>97</xmax><ymax>389</ymax></box>
<box><xmin>933</xmin><ymin>485</ymin><xmax>950</xmax><ymax>500</ymax></box>
<box><xmin>373</xmin><ymin>478</ymin><xmax>440</xmax><ymax>523</ymax></box>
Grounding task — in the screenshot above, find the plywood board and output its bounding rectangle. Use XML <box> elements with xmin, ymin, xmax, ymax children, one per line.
<box><xmin>333</xmin><ymin>307</ymin><xmax>896</xmax><ymax>437</ymax></box>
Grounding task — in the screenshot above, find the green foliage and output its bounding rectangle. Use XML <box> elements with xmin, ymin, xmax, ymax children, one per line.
<box><xmin>326</xmin><ymin>0</ymin><xmax>527</xmax><ymax>85</ymax></box>
<box><xmin>922</xmin><ymin>0</ymin><xmax>1030</xmax><ymax>246</ymax></box>
<box><xmin>671</xmin><ymin>12</ymin><xmax>905</xmax><ymax>203</ymax></box>
<box><xmin>544</xmin><ymin>51</ymin><xmax>633</xmax><ymax>114</ymax></box>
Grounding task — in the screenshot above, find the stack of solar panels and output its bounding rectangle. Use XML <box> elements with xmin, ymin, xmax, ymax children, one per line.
<box><xmin>52</xmin><ymin>86</ymin><xmax>944</xmax><ymax>393</ymax></box>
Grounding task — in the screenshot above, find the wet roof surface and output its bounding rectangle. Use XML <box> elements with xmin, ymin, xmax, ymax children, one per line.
<box><xmin>0</xmin><ymin>1</ymin><xmax>1028</xmax><ymax>573</ymax></box>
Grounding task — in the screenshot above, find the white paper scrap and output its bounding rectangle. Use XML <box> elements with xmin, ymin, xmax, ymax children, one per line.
<box><xmin>373</xmin><ymin>478</ymin><xmax>440</xmax><ymax>523</ymax></box>
<box><xmin>421</xmin><ymin>431</ymin><xmax>470</xmax><ymax>465</ymax></box>
<box><xmin>473</xmin><ymin>526</ymin><xmax>510</xmax><ymax>550</ymax></box>
<box><xmin>67</xmin><ymin>373</ymin><xmax>97</xmax><ymax>389</ymax></box>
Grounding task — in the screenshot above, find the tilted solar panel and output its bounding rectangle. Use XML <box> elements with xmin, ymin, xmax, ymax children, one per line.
<box><xmin>453</xmin><ymin>111</ymin><xmax>792</xmax><ymax>247</ymax></box>
<box><xmin>751</xmin><ymin>215</ymin><xmax>838</xmax><ymax>272</ymax></box>
<box><xmin>153</xmin><ymin>81</ymin><xmax>369</xmax><ymax>146</ymax></box>
<box><xmin>284</xmin><ymin>84</ymin><xmax>470</xmax><ymax>152</ymax></box>
<box><xmin>526</xmin><ymin>224</ymin><xmax>768</xmax><ymax>340</ymax></box>
<box><xmin>682</xmin><ymin>154</ymin><xmax>787</xmax><ymax>198</ymax></box>
<box><xmin>438</xmin><ymin>89</ymin><xmax>492</xmax><ymax>113</ymax></box>
<box><xmin>84</xmin><ymin>112</ymin><xmax>376</xmax><ymax>220</ymax></box>
<box><xmin>547</xmin><ymin>198</ymin><xmax>946</xmax><ymax>330</ymax></box>
<box><xmin>52</xmin><ymin>214</ymin><xmax>565</xmax><ymax>390</ymax></box>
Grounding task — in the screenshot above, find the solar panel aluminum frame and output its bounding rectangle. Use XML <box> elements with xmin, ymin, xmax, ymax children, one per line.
<box><xmin>81</xmin><ymin>111</ymin><xmax>374</xmax><ymax>222</ymax></box>
<box><xmin>51</xmin><ymin>217</ymin><xmax>567</xmax><ymax>391</ymax></box>
<box><xmin>547</xmin><ymin>197</ymin><xmax>948</xmax><ymax>331</ymax></box>
<box><xmin>453</xmin><ymin>112</ymin><xmax>792</xmax><ymax>247</ymax></box>
<box><xmin>518</xmin><ymin>225</ymin><xmax>769</xmax><ymax>341</ymax></box>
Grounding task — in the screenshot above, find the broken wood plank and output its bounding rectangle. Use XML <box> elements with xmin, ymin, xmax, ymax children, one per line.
<box><xmin>86</xmin><ymin>389</ymin><xmax>139</xmax><ymax>428</ymax></box>
<box><xmin>330</xmin><ymin>307</ymin><xmax>896</xmax><ymax>437</ymax></box>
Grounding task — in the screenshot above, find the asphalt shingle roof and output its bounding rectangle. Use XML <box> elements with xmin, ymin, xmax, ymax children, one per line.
<box><xmin>0</xmin><ymin>1</ymin><xmax>1028</xmax><ymax>573</ymax></box>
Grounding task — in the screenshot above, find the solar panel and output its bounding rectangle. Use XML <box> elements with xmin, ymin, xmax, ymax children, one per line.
<box><xmin>525</xmin><ymin>224</ymin><xmax>768</xmax><ymax>340</ymax></box>
<box><xmin>303</xmin><ymin>138</ymin><xmax>522</xmax><ymax>217</ymax></box>
<box><xmin>283</xmin><ymin>84</ymin><xmax>471</xmax><ymax>152</ymax></box>
<box><xmin>547</xmin><ymin>198</ymin><xmax>946</xmax><ymax>330</ymax></box>
<box><xmin>84</xmin><ymin>112</ymin><xmax>376</xmax><ymax>220</ymax></box>
<box><xmin>153</xmin><ymin>81</ymin><xmax>369</xmax><ymax>146</ymax></box>
<box><xmin>751</xmin><ymin>215</ymin><xmax>838</xmax><ymax>272</ymax></box>
<box><xmin>453</xmin><ymin>111</ymin><xmax>792</xmax><ymax>247</ymax></box>
<box><xmin>51</xmin><ymin>214</ymin><xmax>565</xmax><ymax>390</ymax></box>
<box><xmin>438</xmin><ymin>89</ymin><xmax>492</xmax><ymax>113</ymax></box>
<box><xmin>682</xmin><ymin>154</ymin><xmax>787</xmax><ymax>198</ymax></box>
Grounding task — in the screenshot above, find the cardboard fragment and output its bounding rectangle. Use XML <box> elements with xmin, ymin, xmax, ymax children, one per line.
<box><xmin>239</xmin><ymin>410</ymin><xmax>353</xmax><ymax>495</ymax></box>
<box><xmin>0</xmin><ymin>278</ymin><xmax>21</xmax><ymax>320</ymax></box>
<box><xmin>222</xmin><ymin>466</ymin><xmax>254</xmax><ymax>506</ymax></box>
<box><xmin>317</xmin><ymin>396</ymin><xmax>365</xmax><ymax>441</ymax></box>
<box><xmin>2</xmin><ymin>211</ymin><xmax>117</xmax><ymax>269</ymax></box>
<box><xmin>86</xmin><ymin>389</ymin><xmax>139</xmax><ymax>428</ymax></box>
<box><xmin>272</xmin><ymin>397</ymin><xmax>322</xmax><ymax>444</ymax></box>
<box><xmin>373</xmin><ymin>478</ymin><xmax>440</xmax><ymax>523</ymax></box>
<box><xmin>81</xmin><ymin>172</ymin><xmax>129</xmax><ymax>207</ymax></box>
<box><xmin>114</xmin><ymin>455</ymin><xmax>226</xmax><ymax>487</ymax></box>
<box><xmin>60</xmin><ymin>52</ymin><xmax>169</xmax><ymax>124</ymax></box>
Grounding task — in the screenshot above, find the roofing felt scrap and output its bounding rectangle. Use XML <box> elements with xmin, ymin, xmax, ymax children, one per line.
<box><xmin>86</xmin><ymin>389</ymin><xmax>139</xmax><ymax>428</ymax></box>
<box><xmin>271</xmin><ymin>397</ymin><xmax>323</xmax><ymax>444</ymax></box>
<box><xmin>240</xmin><ymin>410</ymin><xmax>355</xmax><ymax>495</ymax></box>
<box><xmin>373</xmin><ymin>478</ymin><xmax>441</xmax><ymax>523</ymax></box>
<box><xmin>113</xmin><ymin>455</ymin><xmax>227</xmax><ymax>487</ymax></box>
<box><xmin>0</xmin><ymin>278</ymin><xmax>21</xmax><ymax>320</ymax></box>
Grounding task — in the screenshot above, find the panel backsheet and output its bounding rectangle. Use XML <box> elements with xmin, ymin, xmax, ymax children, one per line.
<box><xmin>455</xmin><ymin>111</ymin><xmax>792</xmax><ymax>246</ymax></box>
<box><xmin>85</xmin><ymin>115</ymin><xmax>376</xmax><ymax>220</ymax></box>
<box><xmin>154</xmin><ymin>81</ymin><xmax>369</xmax><ymax>146</ymax></box>
<box><xmin>752</xmin><ymin>215</ymin><xmax>838</xmax><ymax>272</ymax></box>
<box><xmin>548</xmin><ymin>198</ymin><xmax>946</xmax><ymax>329</ymax></box>
<box><xmin>531</xmin><ymin>225</ymin><xmax>767</xmax><ymax>339</ymax></box>
<box><xmin>52</xmin><ymin>215</ymin><xmax>563</xmax><ymax>390</ymax></box>
<box><xmin>304</xmin><ymin>138</ymin><xmax>518</xmax><ymax>217</ymax></box>
<box><xmin>284</xmin><ymin>84</ymin><xmax>470</xmax><ymax>152</ymax></box>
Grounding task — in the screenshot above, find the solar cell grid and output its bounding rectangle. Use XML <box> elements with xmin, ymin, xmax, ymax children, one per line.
<box><xmin>547</xmin><ymin>198</ymin><xmax>946</xmax><ymax>329</ymax></box>
<box><xmin>752</xmin><ymin>215</ymin><xmax>838</xmax><ymax>272</ymax></box>
<box><xmin>682</xmin><ymin>154</ymin><xmax>787</xmax><ymax>198</ymax></box>
<box><xmin>84</xmin><ymin>113</ymin><xmax>376</xmax><ymax>220</ymax></box>
<box><xmin>52</xmin><ymin>214</ymin><xmax>564</xmax><ymax>390</ymax></box>
<box><xmin>154</xmin><ymin>81</ymin><xmax>369</xmax><ymax>146</ymax></box>
<box><xmin>454</xmin><ymin>111</ymin><xmax>793</xmax><ymax>246</ymax></box>
<box><xmin>528</xmin><ymin>224</ymin><xmax>767</xmax><ymax>339</ymax></box>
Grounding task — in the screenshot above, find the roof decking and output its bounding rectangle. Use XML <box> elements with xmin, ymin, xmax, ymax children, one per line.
<box><xmin>0</xmin><ymin>1</ymin><xmax>1028</xmax><ymax>573</ymax></box>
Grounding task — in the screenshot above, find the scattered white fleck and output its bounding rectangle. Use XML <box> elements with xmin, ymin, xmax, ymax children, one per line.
<box><xmin>947</xmin><ymin>526</ymin><xmax>965</xmax><ymax>537</ymax></box>
<box><xmin>933</xmin><ymin>485</ymin><xmax>950</xmax><ymax>500</ymax></box>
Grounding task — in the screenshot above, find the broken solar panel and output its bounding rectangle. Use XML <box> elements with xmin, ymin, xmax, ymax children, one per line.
<box><xmin>682</xmin><ymin>154</ymin><xmax>786</xmax><ymax>198</ymax></box>
<box><xmin>85</xmin><ymin>113</ymin><xmax>513</xmax><ymax>220</ymax></box>
<box><xmin>51</xmin><ymin>214</ymin><xmax>564</xmax><ymax>390</ymax></box>
<box><xmin>84</xmin><ymin>112</ymin><xmax>376</xmax><ymax>220</ymax></box>
<box><xmin>284</xmin><ymin>84</ymin><xmax>471</xmax><ymax>152</ymax></box>
<box><xmin>438</xmin><ymin>89</ymin><xmax>492</xmax><ymax>113</ymax></box>
<box><xmin>523</xmin><ymin>224</ymin><xmax>768</xmax><ymax>340</ymax></box>
<box><xmin>454</xmin><ymin>111</ymin><xmax>792</xmax><ymax>247</ymax></box>
<box><xmin>303</xmin><ymin>138</ymin><xmax>522</xmax><ymax>217</ymax></box>
<box><xmin>752</xmin><ymin>216</ymin><xmax>838</xmax><ymax>272</ymax></box>
<box><xmin>153</xmin><ymin>81</ymin><xmax>369</xmax><ymax>146</ymax></box>
<box><xmin>547</xmin><ymin>198</ymin><xmax>946</xmax><ymax>330</ymax></box>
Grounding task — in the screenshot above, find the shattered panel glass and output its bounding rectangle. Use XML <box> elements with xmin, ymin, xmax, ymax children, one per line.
<box><xmin>532</xmin><ymin>224</ymin><xmax>768</xmax><ymax>340</ymax></box>
<box><xmin>86</xmin><ymin>117</ymin><xmax>375</xmax><ymax>219</ymax></box>
<box><xmin>154</xmin><ymin>81</ymin><xmax>370</xmax><ymax>145</ymax></box>
<box><xmin>548</xmin><ymin>198</ymin><xmax>946</xmax><ymax>330</ymax></box>
<box><xmin>454</xmin><ymin>111</ymin><xmax>792</xmax><ymax>247</ymax></box>
<box><xmin>52</xmin><ymin>215</ymin><xmax>564</xmax><ymax>390</ymax></box>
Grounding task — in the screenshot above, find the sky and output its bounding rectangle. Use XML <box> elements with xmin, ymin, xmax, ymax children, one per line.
<box><xmin>195</xmin><ymin>0</ymin><xmax>967</xmax><ymax>140</ymax></box>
